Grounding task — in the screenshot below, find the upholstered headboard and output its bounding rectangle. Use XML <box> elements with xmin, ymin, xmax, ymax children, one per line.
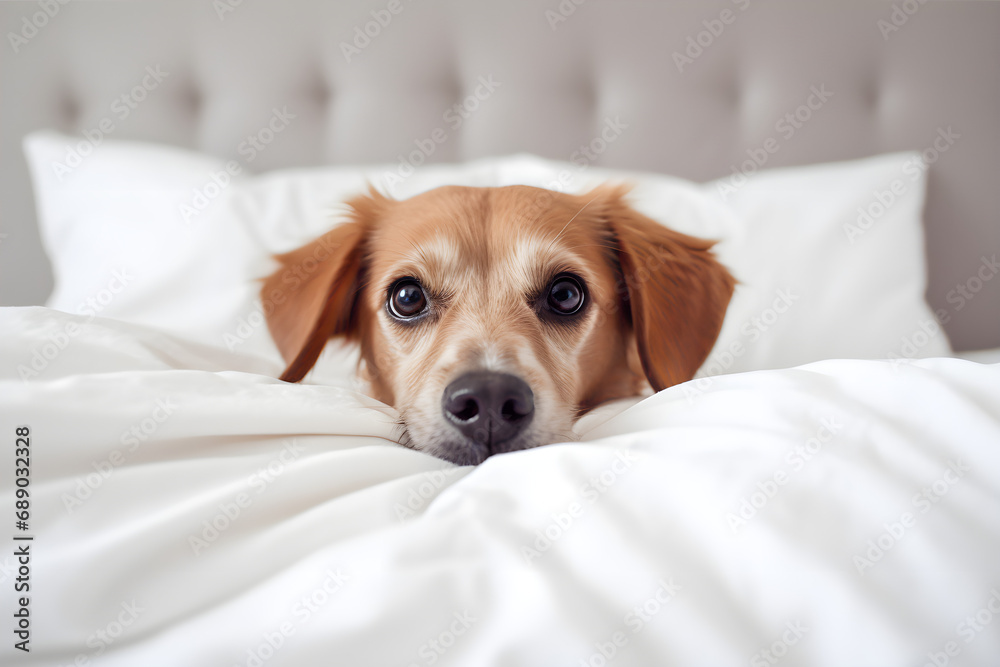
<box><xmin>1</xmin><ymin>0</ymin><xmax>997</xmax><ymax>350</ymax></box>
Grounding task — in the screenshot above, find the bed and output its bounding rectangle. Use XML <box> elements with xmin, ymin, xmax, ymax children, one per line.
<box><xmin>1</xmin><ymin>2</ymin><xmax>999</xmax><ymax>666</ymax></box>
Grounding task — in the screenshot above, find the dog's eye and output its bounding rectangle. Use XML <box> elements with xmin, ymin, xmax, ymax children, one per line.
<box><xmin>388</xmin><ymin>279</ymin><xmax>428</xmax><ymax>319</ymax></box>
<box><xmin>546</xmin><ymin>274</ymin><xmax>585</xmax><ymax>315</ymax></box>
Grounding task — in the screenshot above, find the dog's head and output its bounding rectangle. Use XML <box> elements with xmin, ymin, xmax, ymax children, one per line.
<box><xmin>262</xmin><ymin>184</ymin><xmax>734</xmax><ymax>465</ymax></box>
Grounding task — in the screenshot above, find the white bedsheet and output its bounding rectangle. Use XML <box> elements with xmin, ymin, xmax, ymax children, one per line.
<box><xmin>2</xmin><ymin>307</ymin><xmax>998</xmax><ymax>667</ymax></box>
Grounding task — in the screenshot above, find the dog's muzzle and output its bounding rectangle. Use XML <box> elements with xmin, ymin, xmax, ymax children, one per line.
<box><xmin>441</xmin><ymin>371</ymin><xmax>535</xmax><ymax>454</ymax></box>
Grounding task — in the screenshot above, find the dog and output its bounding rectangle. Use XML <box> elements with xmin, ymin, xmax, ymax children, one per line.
<box><xmin>261</xmin><ymin>184</ymin><xmax>734</xmax><ymax>465</ymax></box>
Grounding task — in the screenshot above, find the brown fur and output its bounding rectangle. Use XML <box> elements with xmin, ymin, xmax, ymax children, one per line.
<box><xmin>261</xmin><ymin>184</ymin><xmax>735</xmax><ymax>464</ymax></box>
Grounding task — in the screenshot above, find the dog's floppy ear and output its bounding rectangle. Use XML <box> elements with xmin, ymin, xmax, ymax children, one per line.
<box><xmin>261</xmin><ymin>188</ymin><xmax>388</xmax><ymax>382</ymax></box>
<box><xmin>597</xmin><ymin>185</ymin><xmax>735</xmax><ymax>392</ymax></box>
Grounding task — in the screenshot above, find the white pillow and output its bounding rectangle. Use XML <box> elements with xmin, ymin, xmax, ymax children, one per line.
<box><xmin>24</xmin><ymin>131</ymin><xmax>950</xmax><ymax>383</ymax></box>
<box><xmin>24</xmin><ymin>131</ymin><xmax>280</xmax><ymax>363</ymax></box>
<box><xmin>698</xmin><ymin>153</ymin><xmax>953</xmax><ymax>376</ymax></box>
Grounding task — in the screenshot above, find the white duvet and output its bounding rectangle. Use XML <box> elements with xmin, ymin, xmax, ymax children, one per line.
<box><xmin>2</xmin><ymin>306</ymin><xmax>999</xmax><ymax>667</ymax></box>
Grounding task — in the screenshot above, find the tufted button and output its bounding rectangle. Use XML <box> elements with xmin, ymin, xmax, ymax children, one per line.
<box><xmin>579</xmin><ymin>74</ymin><xmax>598</xmax><ymax>113</ymax></box>
<box><xmin>726</xmin><ymin>76</ymin><xmax>742</xmax><ymax>111</ymax></box>
<box><xmin>57</xmin><ymin>89</ymin><xmax>79</xmax><ymax>128</ymax></box>
<box><xmin>178</xmin><ymin>80</ymin><xmax>202</xmax><ymax>118</ymax></box>
<box><xmin>862</xmin><ymin>78</ymin><xmax>880</xmax><ymax>112</ymax></box>
<box><xmin>447</xmin><ymin>70</ymin><xmax>463</xmax><ymax>102</ymax></box>
<box><xmin>307</xmin><ymin>68</ymin><xmax>332</xmax><ymax>108</ymax></box>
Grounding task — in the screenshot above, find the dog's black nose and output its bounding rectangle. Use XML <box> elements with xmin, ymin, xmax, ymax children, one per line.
<box><xmin>442</xmin><ymin>371</ymin><xmax>534</xmax><ymax>451</ymax></box>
